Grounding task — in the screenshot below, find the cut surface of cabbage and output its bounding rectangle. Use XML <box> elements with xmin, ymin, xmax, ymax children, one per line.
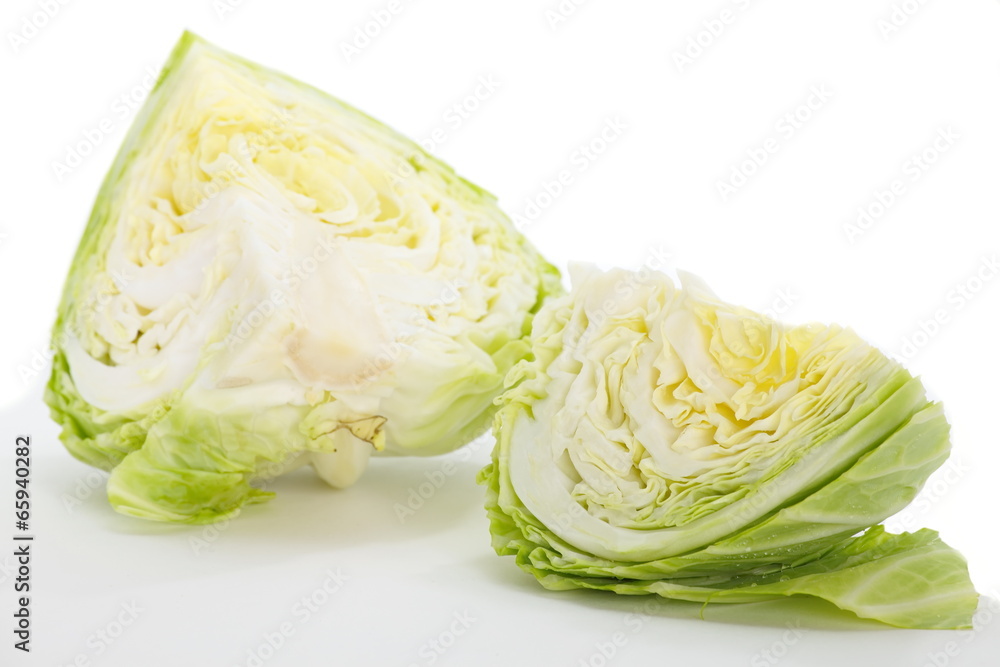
<box><xmin>46</xmin><ymin>33</ymin><xmax>560</xmax><ymax>523</ymax></box>
<box><xmin>481</xmin><ymin>265</ymin><xmax>977</xmax><ymax>629</ymax></box>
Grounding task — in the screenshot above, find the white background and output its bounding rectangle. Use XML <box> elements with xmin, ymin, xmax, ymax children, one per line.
<box><xmin>2</xmin><ymin>0</ymin><xmax>1000</xmax><ymax>665</ymax></box>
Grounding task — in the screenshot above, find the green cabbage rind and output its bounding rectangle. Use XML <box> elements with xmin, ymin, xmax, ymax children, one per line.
<box><xmin>480</xmin><ymin>266</ymin><xmax>977</xmax><ymax>629</ymax></box>
<box><xmin>46</xmin><ymin>32</ymin><xmax>561</xmax><ymax>523</ymax></box>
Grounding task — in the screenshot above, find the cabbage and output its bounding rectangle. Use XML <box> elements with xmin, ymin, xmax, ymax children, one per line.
<box><xmin>45</xmin><ymin>32</ymin><xmax>560</xmax><ymax>523</ymax></box>
<box><xmin>480</xmin><ymin>265</ymin><xmax>977</xmax><ymax>629</ymax></box>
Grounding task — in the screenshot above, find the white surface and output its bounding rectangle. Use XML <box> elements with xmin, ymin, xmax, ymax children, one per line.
<box><xmin>1</xmin><ymin>0</ymin><xmax>999</xmax><ymax>665</ymax></box>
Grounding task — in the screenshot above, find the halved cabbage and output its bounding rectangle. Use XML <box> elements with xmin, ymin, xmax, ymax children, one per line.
<box><xmin>46</xmin><ymin>32</ymin><xmax>560</xmax><ymax>523</ymax></box>
<box><xmin>481</xmin><ymin>265</ymin><xmax>977</xmax><ymax>629</ymax></box>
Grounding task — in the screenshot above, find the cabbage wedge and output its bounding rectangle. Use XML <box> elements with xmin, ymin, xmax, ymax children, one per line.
<box><xmin>46</xmin><ymin>32</ymin><xmax>560</xmax><ymax>523</ymax></box>
<box><xmin>481</xmin><ymin>265</ymin><xmax>977</xmax><ymax>629</ymax></box>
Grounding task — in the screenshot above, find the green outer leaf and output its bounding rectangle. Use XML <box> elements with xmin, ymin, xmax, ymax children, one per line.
<box><xmin>531</xmin><ymin>527</ymin><xmax>977</xmax><ymax>630</ymax></box>
<box><xmin>105</xmin><ymin>405</ymin><xmax>294</xmax><ymax>523</ymax></box>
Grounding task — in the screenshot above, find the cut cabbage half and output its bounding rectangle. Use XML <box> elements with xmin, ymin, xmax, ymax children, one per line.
<box><xmin>481</xmin><ymin>265</ymin><xmax>977</xmax><ymax>629</ymax></box>
<box><xmin>46</xmin><ymin>32</ymin><xmax>561</xmax><ymax>523</ymax></box>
